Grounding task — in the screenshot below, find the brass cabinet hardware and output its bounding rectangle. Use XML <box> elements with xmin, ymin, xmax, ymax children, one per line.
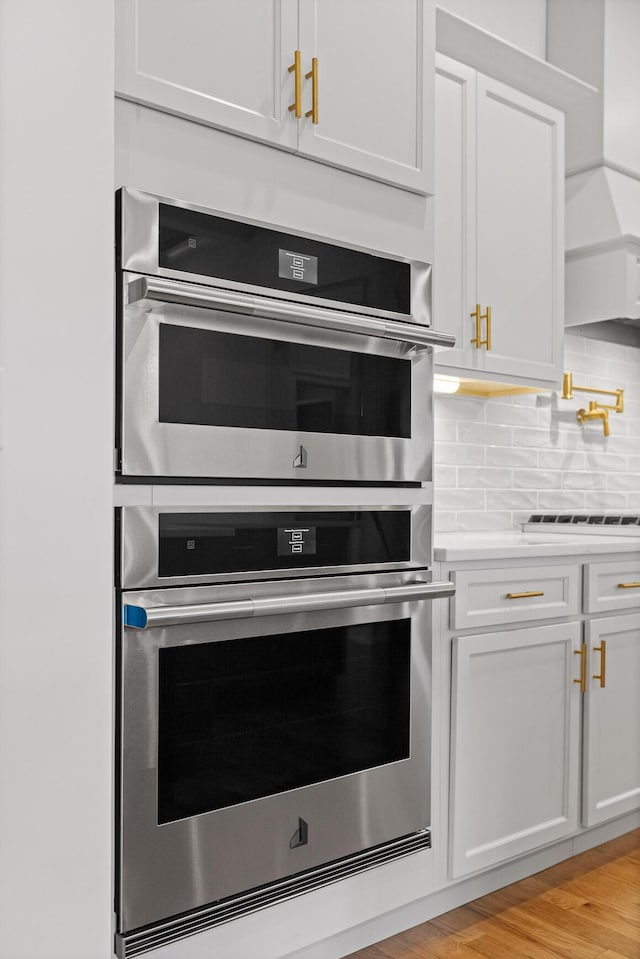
<box><xmin>617</xmin><ymin>582</ymin><xmax>640</xmax><ymax>589</ymax></box>
<box><xmin>305</xmin><ymin>57</ymin><xmax>319</xmax><ymax>123</ymax></box>
<box><xmin>574</xmin><ymin>646</ymin><xmax>587</xmax><ymax>692</ymax></box>
<box><xmin>592</xmin><ymin>640</ymin><xmax>606</xmax><ymax>688</ymax></box>
<box><xmin>505</xmin><ymin>590</ymin><xmax>544</xmax><ymax>599</ymax></box>
<box><xmin>288</xmin><ymin>50</ymin><xmax>302</xmax><ymax>118</ymax></box>
<box><xmin>470</xmin><ymin>304</ymin><xmax>491</xmax><ymax>350</ymax></box>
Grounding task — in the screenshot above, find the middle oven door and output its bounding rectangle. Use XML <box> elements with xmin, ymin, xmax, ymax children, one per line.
<box><xmin>119</xmin><ymin>574</ymin><xmax>438</xmax><ymax>933</ymax></box>
<box><xmin>119</xmin><ymin>273</ymin><xmax>433</xmax><ymax>482</ymax></box>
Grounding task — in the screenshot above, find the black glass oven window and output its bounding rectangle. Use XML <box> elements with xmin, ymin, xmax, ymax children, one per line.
<box><xmin>158</xmin><ymin>203</ymin><xmax>411</xmax><ymax>315</ymax></box>
<box><xmin>157</xmin><ymin>619</ymin><xmax>411</xmax><ymax>823</ymax></box>
<box><xmin>158</xmin><ymin>510</ymin><xmax>411</xmax><ymax>577</ymax></box>
<box><xmin>159</xmin><ymin>324</ymin><xmax>411</xmax><ymax>438</ymax></box>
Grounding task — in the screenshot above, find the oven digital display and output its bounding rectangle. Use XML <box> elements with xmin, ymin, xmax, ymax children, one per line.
<box><xmin>277</xmin><ymin>526</ymin><xmax>317</xmax><ymax>556</ymax></box>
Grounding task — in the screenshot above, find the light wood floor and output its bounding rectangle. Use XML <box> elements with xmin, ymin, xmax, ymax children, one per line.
<box><xmin>345</xmin><ymin>829</ymin><xmax>640</xmax><ymax>959</ymax></box>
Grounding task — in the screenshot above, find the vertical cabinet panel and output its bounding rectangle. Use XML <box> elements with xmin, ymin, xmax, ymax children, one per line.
<box><xmin>583</xmin><ymin>614</ymin><xmax>640</xmax><ymax>826</ymax></box>
<box><xmin>433</xmin><ymin>56</ymin><xmax>476</xmax><ymax>369</ymax></box>
<box><xmin>477</xmin><ymin>76</ymin><xmax>563</xmax><ymax>383</ymax></box>
<box><xmin>450</xmin><ymin>622</ymin><xmax>581</xmax><ymax>877</ymax></box>
<box><xmin>434</xmin><ymin>56</ymin><xmax>564</xmax><ymax>388</ymax></box>
<box><xmin>296</xmin><ymin>0</ymin><xmax>433</xmax><ymax>193</ymax></box>
<box><xmin>116</xmin><ymin>0</ymin><xmax>299</xmax><ymax>149</ymax></box>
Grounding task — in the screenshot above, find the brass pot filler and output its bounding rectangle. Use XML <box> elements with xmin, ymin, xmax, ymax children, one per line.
<box><xmin>561</xmin><ymin>372</ymin><xmax>624</xmax><ymax>437</ymax></box>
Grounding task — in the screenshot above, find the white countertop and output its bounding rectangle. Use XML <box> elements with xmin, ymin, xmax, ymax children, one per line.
<box><xmin>434</xmin><ymin>530</ymin><xmax>640</xmax><ymax>562</ymax></box>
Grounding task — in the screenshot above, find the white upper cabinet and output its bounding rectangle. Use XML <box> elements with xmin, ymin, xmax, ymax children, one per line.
<box><xmin>434</xmin><ymin>54</ymin><xmax>564</xmax><ymax>389</ymax></box>
<box><xmin>296</xmin><ymin>0</ymin><xmax>433</xmax><ymax>193</ymax></box>
<box><xmin>115</xmin><ymin>0</ymin><xmax>299</xmax><ymax>150</ymax></box>
<box><xmin>115</xmin><ymin>0</ymin><xmax>434</xmax><ymax>194</ymax></box>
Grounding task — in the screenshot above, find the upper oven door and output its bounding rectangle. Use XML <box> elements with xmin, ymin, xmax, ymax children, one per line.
<box><xmin>118</xmin><ymin>273</ymin><xmax>438</xmax><ymax>482</ymax></box>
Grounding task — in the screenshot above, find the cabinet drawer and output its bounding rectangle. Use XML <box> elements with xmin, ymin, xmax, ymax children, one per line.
<box><xmin>451</xmin><ymin>564</ymin><xmax>580</xmax><ymax>630</ymax></box>
<box><xmin>584</xmin><ymin>559</ymin><xmax>640</xmax><ymax>613</ymax></box>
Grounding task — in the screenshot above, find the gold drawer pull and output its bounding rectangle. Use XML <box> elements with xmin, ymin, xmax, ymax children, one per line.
<box><xmin>592</xmin><ymin>640</ymin><xmax>606</xmax><ymax>688</ymax></box>
<box><xmin>617</xmin><ymin>582</ymin><xmax>640</xmax><ymax>589</ymax></box>
<box><xmin>505</xmin><ymin>590</ymin><xmax>544</xmax><ymax>599</ymax></box>
<box><xmin>574</xmin><ymin>646</ymin><xmax>587</xmax><ymax>692</ymax></box>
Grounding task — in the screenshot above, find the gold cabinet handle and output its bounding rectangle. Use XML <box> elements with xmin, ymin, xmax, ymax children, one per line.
<box><xmin>592</xmin><ymin>640</ymin><xmax>606</xmax><ymax>688</ymax></box>
<box><xmin>305</xmin><ymin>57</ymin><xmax>319</xmax><ymax>124</ymax></box>
<box><xmin>470</xmin><ymin>304</ymin><xmax>491</xmax><ymax>350</ymax></box>
<box><xmin>574</xmin><ymin>646</ymin><xmax>587</xmax><ymax>692</ymax></box>
<box><xmin>505</xmin><ymin>591</ymin><xmax>544</xmax><ymax>599</ymax></box>
<box><xmin>288</xmin><ymin>50</ymin><xmax>302</xmax><ymax>118</ymax></box>
<box><xmin>617</xmin><ymin>582</ymin><xmax>640</xmax><ymax>589</ymax></box>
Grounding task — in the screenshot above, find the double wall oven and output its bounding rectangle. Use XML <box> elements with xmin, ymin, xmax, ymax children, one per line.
<box><xmin>114</xmin><ymin>190</ymin><xmax>454</xmax><ymax>957</ymax></box>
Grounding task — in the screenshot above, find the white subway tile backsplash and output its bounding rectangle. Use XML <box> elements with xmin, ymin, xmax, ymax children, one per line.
<box><xmin>562</xmin><ymin>471</ymin><xmax>607</xmax><ymax>490</ymax></box>
<box><xmin>512</xmin><ymin>427</ymin><xmax>555</xmax><ymax>449</ymax></box>
<box><xmin>538</xmin><ymin>449</ymin><xmax>586</xmax><ymax>471</ymax></box>
<box><xmin>584</xmin><ymin>452</ymin><xmax>627</xmax><ymax>473</ymax></box>
<box><xmin>607</xmin><ymin>472</ymin><xmax>640</xmax><ymax>491</ymax></box>
<box><xmin>455</xmin><ymin>511</ymin><xmax>512</xmax><ymax>531</ymax></box>
<box><xmin>433</xmin><ymin>511</ymin><xmax>459</xmax><ymax>532</ymax></box>
<box><xmin>433</xmin><ymin>337</ymin><xmax>640</xmax><ymax>531</ymax></box>
<box><xmin>435</xmin><ymin>488</ymin><xmax>486</xmax><ymax>511</ymax></box>
<box><xmin>513</xmin><ymin>469</ymin><xmax>561</xmax><ymax>489</ymax></box>
<box><xmin>457</xmin><ymin>422</ymin><xmax>513</xmax><ymax>446</ymax></box>
<box><xmin>584</xmin><ymin>491</ymin><xmax>627</xmax><ymax>511</ymax></box>
<box><xmin>434</xmin><ymin>466</ymin><xmax>457</xmax><ymax>488</ymax></box>
<box><xmin>457</xmin><ymin>467</ymin><xmax>512</xmax><ymax>489</ymax></box>
<box><xmin>436</xmin><ymin>443</ymin><xmax>485</xmax><ymax>466</ymax></box>
<box><xmin>485</xmin><ymin>404</ymin><xmax>539</xmax><ymax>427</ymax></box>
<box><xmin>486</xmin><ymin>446</ymin><xmax>538</xmax><ymax>468</ymax></box>
<box><xmin>486</xmin><ymin>490</ymin><xmax>538</xmax><ymax>510</ymax></box>
<box><xmin>538</xmin><ymin>491</ymin><xmax>586</xmax><ymax>510</ymax></box>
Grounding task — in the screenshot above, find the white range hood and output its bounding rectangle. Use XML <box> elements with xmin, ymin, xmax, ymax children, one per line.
<box><xmin>548</xmin><ymin>0</ymin><xmax>640</xmax><ymax>346</ymax></box>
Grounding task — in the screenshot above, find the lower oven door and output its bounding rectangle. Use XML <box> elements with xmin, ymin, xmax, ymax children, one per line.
<box><xmin>118</xmin><ymin>274</ymin><xmax>444</xmax><ymax>482</ymax></box>
<box><xmin>118</xmin><ymin>573</ymin><xmax>453</xmax><ymax>933</ymax></box>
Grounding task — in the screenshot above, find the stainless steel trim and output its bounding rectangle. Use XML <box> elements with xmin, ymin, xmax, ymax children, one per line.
<box><xmin>124</xmin><ymin>580</ymin><xmax>455</xmax><ymax>629</ymax></box>
<box><xmin>120</xmin><ymin>504</ymin><xmax>433</xmax><ymax>589</ymax></box>
<box><xmin>127</xmin><ymin>275</ymin><xmax>455</xmax><ymax>351</ymax></box>
<box><xmin>115</xmin><ymin>831</ymin><xmax>431</xmax><ymax>958</ymax></box>
<box><xmin>120</xmin><ymin>187</ymin><xmax>434</xmax><ymax>327</ymax></box>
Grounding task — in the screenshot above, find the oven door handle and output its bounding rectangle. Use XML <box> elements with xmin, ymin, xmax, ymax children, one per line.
<box><xmin>123</xmin><ymin>580</ymin><xmax>455</xmax><ymax>630</ymax></box>
<box><xmin>127</xmin><ymin>275</ymin><xmax>456</xmax><ymax>352</ymax></box>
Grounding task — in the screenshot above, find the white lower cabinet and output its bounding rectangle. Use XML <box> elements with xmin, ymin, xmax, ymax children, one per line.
<box><xmin>583</xmin><ymin>613</ymin><xmax>640</xmax><ymax>826</ymax></box>
<box><xmin>449</xmin><ymin>621</ymin><xmax>581</xmax><ymax>877</ymax></box>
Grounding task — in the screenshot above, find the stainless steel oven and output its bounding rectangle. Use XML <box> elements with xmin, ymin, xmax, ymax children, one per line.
<box><xmin>116</xmin><ymin>188</ymin><xmax>454</xmax><ymax>483</ymax></box>
<box><xmin>115</xmin><ymin>504</ymin><xmax>454</xmax><ymax>956</ymax></box>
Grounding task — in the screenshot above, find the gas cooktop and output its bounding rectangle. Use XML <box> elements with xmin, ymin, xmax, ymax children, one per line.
<box><xmin>523</xmin><ymin>514</ymin><xmax>640</xmax><ymax>535</ymax></box>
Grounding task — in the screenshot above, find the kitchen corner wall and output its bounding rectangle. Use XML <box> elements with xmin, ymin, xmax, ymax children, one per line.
<box><xmin>434</xmin><ymin>333</ymin><xmax>640</xmax><ymax>532</ymax></box>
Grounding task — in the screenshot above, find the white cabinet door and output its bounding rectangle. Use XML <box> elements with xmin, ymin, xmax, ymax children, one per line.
<box><xmin>477</xmin><ymin>76</ymin><xmax>564</xmax><ymax>384</ymax></box>
<box><xmin>583</xmin><ymin>614</ymin><xmax>640</xmax><ymax>827</ymax></box>
<box><xmin>296</xmin><ymin>0</ymin><xmax>433</xmax><ymax>193</ymax></box>
<box><xmin>450</xmin><ymin>622</ymin><xmax>581</xmax><ymax>878</ymax></box>
<box><xmin>434</xmin><ymin>58</ymin><xmax>564</xmax><ymax>388</ymax></box>
<box><xmin>433</xmin><ymin>55</ymin><xmax>476</xmax><ymax>369</ymax></box>
<box><xmin>115</xmin><ymin>0</ymin><xmax>298</xmax><ymax>150</ymax></box>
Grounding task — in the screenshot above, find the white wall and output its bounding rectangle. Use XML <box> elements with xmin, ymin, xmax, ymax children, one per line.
<box><xmin>434</xmin><ymin>333</ymin><xmax>640</xmax><ymax>532</ymax></box>
<box><xmin>0</xmin><ymin>3</ymin><xmax>114</xmax><ymax>958</ymax></box>
<box><xmin>437</xmin><ymin>0</ymin><xmax>547</xmax><ymax>56</ymax></box>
